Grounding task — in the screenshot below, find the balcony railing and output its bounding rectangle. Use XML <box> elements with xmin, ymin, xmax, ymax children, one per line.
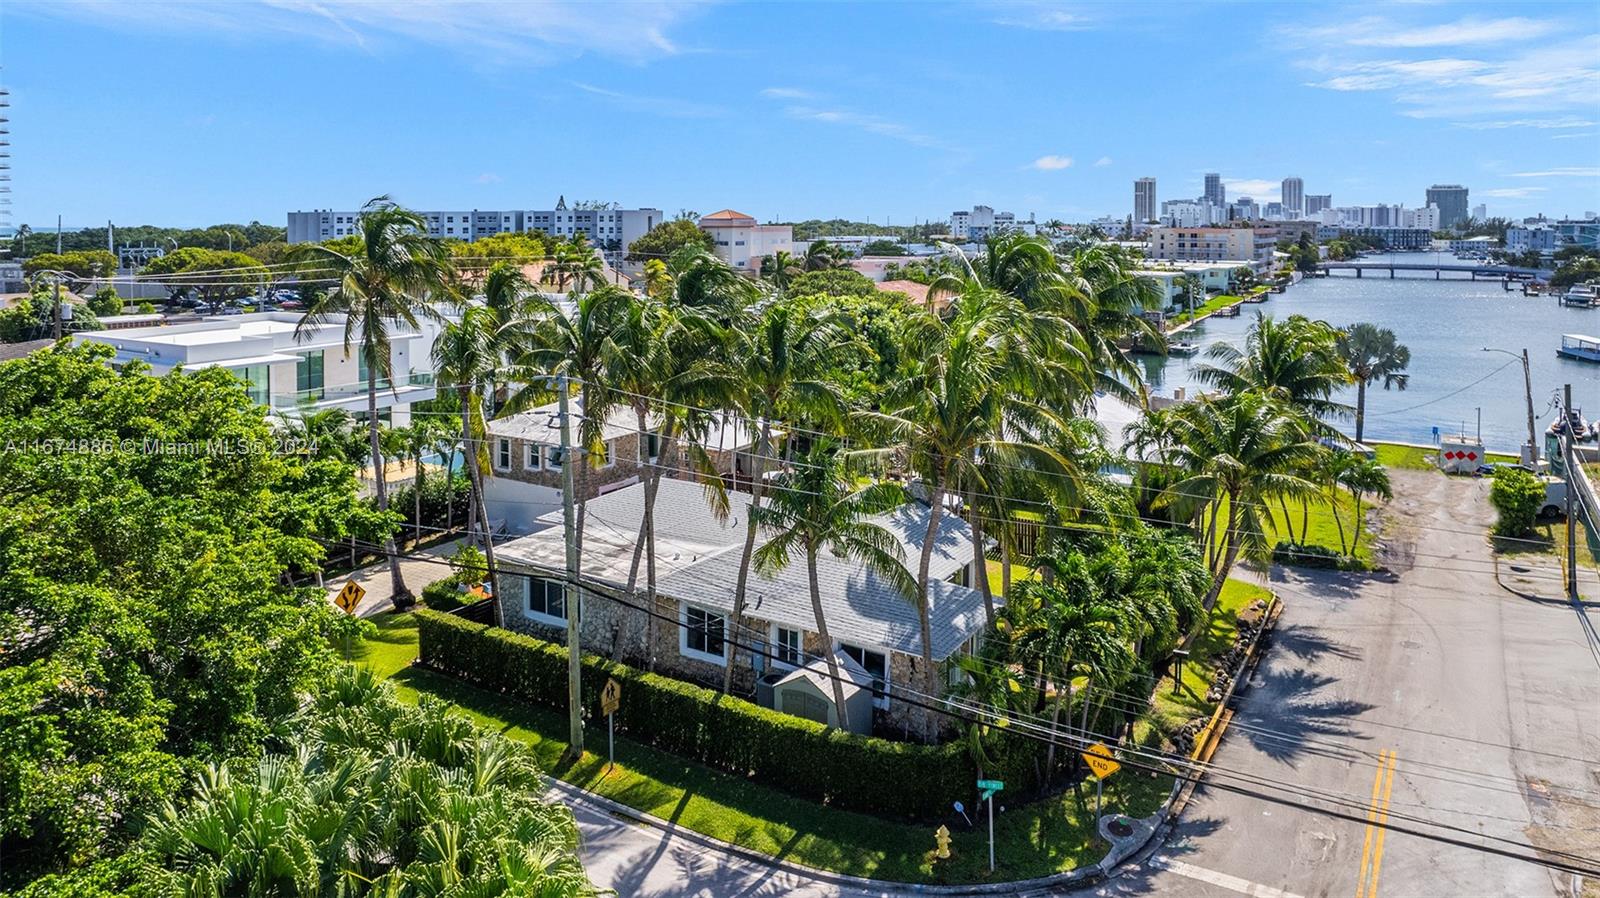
<box><xmin>270</xmin><ymin>373</ymin><xmax>436</xmax><ymax>409</ymax></box>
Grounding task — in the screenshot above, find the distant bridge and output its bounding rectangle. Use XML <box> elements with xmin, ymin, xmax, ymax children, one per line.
<box><xmin>1317</xmin><ymin>261</ymin><xmax>1551</xmax><ymax>280</ymax></box>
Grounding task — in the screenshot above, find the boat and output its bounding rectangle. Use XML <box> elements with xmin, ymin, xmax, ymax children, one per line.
<box><xmin>1559</xmin><ymin>284</ymin><xmax>1599</xmax><ymax>308</ymax></box>
<box><xmin>1167</xmin><ymin>340</ymin><xmax>1200</xmax><ymax>357</ymax></box>
<box><xmin>1557</xmin><ymin>333</ymin><xmax>1600</xmax><ymax>363</ymax></box>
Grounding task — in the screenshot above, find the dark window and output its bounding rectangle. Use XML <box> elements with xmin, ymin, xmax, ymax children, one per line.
<box><xmin>685</xmin><ymin>606</ymin><xmax>725</xmax><ymax>658</ymax></box>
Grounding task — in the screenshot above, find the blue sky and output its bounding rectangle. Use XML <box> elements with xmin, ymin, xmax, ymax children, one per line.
<box><xmin>5</xmin><ymin>0</ymin><xmax>1599</xmax><ymax>228</ymax></box>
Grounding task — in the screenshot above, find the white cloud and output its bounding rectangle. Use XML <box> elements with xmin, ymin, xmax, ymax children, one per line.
<box><xmin>1509</xmin><ymin>167</ymin><xmax>1600</xmax><ymax>178</ymax></box>
<box><xmin>571</xmin><ymin>81</ymin><xmax>726</xmax><ymax>118</ymax></box>
<box><xmin>1480</xmin><ymin>187</ymin><xmax>1547</xmax><ymax>198</ymax></box>
<box><xmin>1030</xmin><ymin>154</ymin><xmax>1073</xmax><ymax>170</ymax></box>
<box><xmin>1222</xmin><ymin>178</ymin><xmax>1282</xmax><ymax>202</ymax></box>
<box><xmin>1094</xmin><ymin>156</ymin><xmax>1113</xmax><ymax>167</ymax></box>
<box><xmin>988</xmin><ymin>1</ymin><xmax>1097</xmax><ymax>32</ymax></box>
<box><xmin>473</xmin><ymin>173</ymin><xmax>502</xmax><ymax>185</ymax></box>
<box><xmin>782</xmin><ymin>106</ymin><xmax>946</xmax><ymax>149</ymax></box>
<box><xmin>1454</xmin><ymin>116</ymin><xmax>1596</xmax><ymax>130</ymax></box>
<box><xmin>1337</xmin><ymin>16</ymin><xmax>1560</xmax><ymax>48</ymax></box>
<box><xmin>1551</xmin><ymin>132</ymin><xmax>1597</xmax><ymax>140</ymax></box>
<box><xmin>11</xmin><ymin>0</ymin><xmax>710</xmax><ymax>63</ymax></box>
<box><xmin>760</xmin><ymin>87</ymin><xmax>813</xmax><ymax>99</ymax></box>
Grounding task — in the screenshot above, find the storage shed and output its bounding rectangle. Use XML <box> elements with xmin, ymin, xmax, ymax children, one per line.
<box><xmin>771</xmin><ymin>653</ymin><xmax>875</xmax><ymax>735</ymax></box>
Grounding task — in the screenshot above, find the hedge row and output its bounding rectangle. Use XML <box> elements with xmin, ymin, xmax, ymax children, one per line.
<box><xmin>415</xmin><ymin>608</ymin><xmax>973</xmax><ymax>820</ymax></box>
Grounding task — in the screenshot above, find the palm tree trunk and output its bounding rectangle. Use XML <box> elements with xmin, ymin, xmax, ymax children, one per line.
<box><xmin>444</xmin><ymin>443</ymin><xmax>455</xmax><ymax>533</ymax></box>
<box><xmin>626</xmin><ymin>405</ymin><xmax>655</xmax><ymax>592</ymax></box>
<box><xmin>969</xmin><ymin>497</ymin><xmax>996</xmax><ymax>624</ymax></box>
<box><xmin>1044</xmin><ymin>663</ymin><xmax>1070</xmax><ymax>782</ymax></box>
<box><xmin>1278</xmin><ymin>495</ymin><xmax>1296</xmax><ymax>544</ymax></box>
<box><xmin>460</xmin><ymin>387</ymin><xmax>501</xmax><ymax>628</ymax></box>
<box><xmin>1000</xmin><ymin>531</ymin><xmax>1013</xmax><ymax>599</ymax></box>
<box><xmin>370</xmin><ymin>378</ymin><xmax>410</xmax><ymax>608</ymax></box>
<box><xmin>916</xmin><ymin>482</ymin><xmax>945</xmax><ymax>742</ymax></box>
<box><xmin>808</xmin><ymin>545</ymin><xmax>851</xmax><ymax>732</ymax></box>
<box><xmin>1193</xmin><ymin>500</ymin><xmax>1241</xmax><ymax>636</ymax></box>
<box><xmin>1330</xmin><ymin>487</ymin><xmax>1348</xmax><ymax>555</ymax></box>
<box><xmin>413</xmin><ymin>451</ymin><xmax>423</xmax><ymax>544</ymax></box>
<box><xmin>724</xmin><ymin>419</ymin><xmax>773</xmax><ymax>695</ymax></box>
<box><xmin>1355</xmin><ymin>379</ymin><xmax>1368</xmax><ymax>444</ymax></box>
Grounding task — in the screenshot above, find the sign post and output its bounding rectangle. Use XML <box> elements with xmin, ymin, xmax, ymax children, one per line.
<box><xmin>600</xmin><ymin>678</ymin><xmax>622</xmax><ymax>771</ymax></box>
<box><xmin>1080</xmin><ymin>744</ymin><xmax>1121</xmax><ymax>819</ymax></box>
<box><xmin>976</xmin><ymin>779</ymin><xmax>1004</xmax><ymax>872</ymax></box>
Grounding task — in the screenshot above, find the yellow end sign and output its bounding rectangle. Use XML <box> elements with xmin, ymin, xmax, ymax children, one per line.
<box><xmin>601</xmin><ymin>678</ymin><xmax>622</xmax><ymax>716</ymax></box>
<box><xmin>1082</xmin><ymin>743</ymin><xmax>1120</xmax><ymax>779</ymax></box>
<box><xmin>334</xmin><ymin>580</ymin><xmax>365</xmax><ymax>615</ymax></box>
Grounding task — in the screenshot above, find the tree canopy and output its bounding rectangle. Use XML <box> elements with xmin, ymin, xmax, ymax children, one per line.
<box><xmin>625</xmin><ymin>219</ymin><xmax>713</xmax><ymax>263</ymax></box>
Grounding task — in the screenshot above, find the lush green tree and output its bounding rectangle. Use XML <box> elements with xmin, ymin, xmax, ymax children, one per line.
<box><xmin>141</xmin><ymin>668</ymin><xmax>598</xmax><ymax>897</ymax></box>
<box><xmin>290</xmin><ymin>196</ymin><xmax>454</xmax><ymax>609</ymax></box>
<box><xmin>625</xmin><ymin>218</ymin><xmax>714</xmax><ymax>263</ymax></box>
<box><xmin>1551</xmin><ymin>256</ymin><xmax>1600</xmax><ymax>289</ymax></box>
<box><xmin>1197</xmin><ymin>312</ymin><xmax>1349</xmax><ymax>425</ymax></box>
<box><xmin>0</xmin><ymin>343</ymin><xmax>372</xmax><ymax>884</ymax></box>
<box><xmin>643</xmin><ymin>258</ymin><xmax>673</xmax><ymax>298</ymax></box>
<box><xmin>752</xmin><ymin>442</ymin><xmax>913</xmax><ymax>731</ymax></box>
<box><xmin>141</xmin><ymin>247</ymin><xmax>270</xmax><ymax>311</ymax></box>
<box><xmin>1288</xmin><ymin>232</ymin><xmax>1320</xmax><ymax>273</ymax></box>
<box><xmin>860</xmin><ymin>239</ymin><xmax>905</xmax><ymax>256</ymax></box>
<box><xmin>87</xmin><ymin>286</ymin><xmax>124</xmax><ymax>318</ymax></box>
<box><xmin>21</xmin><ymin>250</ymin><xmax>118</xmax><ymax>279</ymax></box>
<box><xmin>1337</xmin><ymin>323</ymin><xmax>1410</xmax><ymax>443</ymax></box>
<box><xmin>760</xmin><ymin>249</ymin><xmax>802</xmax><ymax>291</ymax></box>
<box><xmin>786</xmin><ymin>268</ymin><xmax>879</xmax><ymax>298</ymax></box>
<box><xmin>12</xmin><ymin>223</ymin><xmax>286</xmax><ymax>259</ymax></box>
<box><xmin>1489</xmin><ymin>466</ymin><xmax>1545</xmax><ymax>538</ymax></box>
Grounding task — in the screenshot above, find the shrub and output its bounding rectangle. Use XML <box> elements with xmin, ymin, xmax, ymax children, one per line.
<box><xmin>1489</xmin><ymin>467</ymin><xmax>1544</xmax><ymax>537</ymax></box>
<box><xmin>414</xmin><ymin>609</ymin><xmax>972</xmax><ymax>820</ymax></box>
<box><xmin>1271</xmin><ymin>541</ymin><xmax>1363</xmax><ymax>571</ymax></box>
<box><xmin>421</xmin><ymin>574</ymin><xmax>470</xmax><ymax>611</ymax></box>
<box><xmin>449</xmin><ymin>543</ymin><xmax>488</xmax><ymax>582</ymax></box>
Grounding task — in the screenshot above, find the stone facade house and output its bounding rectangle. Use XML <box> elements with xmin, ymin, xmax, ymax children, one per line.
<box><xmin>492</xmin><ymin>478</ymin><xmax>991</xmax><ymax>739</ymax></box>
<box><xmin>483</xmin><ymin>399</ymin><xmax>776</xmax><ymax>533</ymax></box>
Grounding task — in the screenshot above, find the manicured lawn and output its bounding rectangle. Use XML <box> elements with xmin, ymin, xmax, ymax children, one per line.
<box><xmin>353</xmin><ymin>613</ymin><xmax>1173</xmax><ymax>884</ymax></box>
<box><xmin>1211</xmin><ymin>490</ymin><xmax>1376</xmax><ymax>568</ymax></box>
<box><xmin>1145</xmin><ymin>579</ymin><xmax>1270</xmax><ymax>739</ymax></box>
<box><xmin>1168</xmin><ymin>293</ymin><xmax>1244</xmax><ymax>328</ymax></box>
<box><xmin>986</xmin><ymin>558</ymin><xmax>1035</xmax><ymax>596</ymax></box>
<box><xmin>1373</xmin><ymin>441</ymin><xmax>1517</xmax><ymax>472</ymax></box>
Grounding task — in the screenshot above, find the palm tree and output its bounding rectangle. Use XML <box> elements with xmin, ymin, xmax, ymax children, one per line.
<box><xmin>1161</xmin><ymin>392</ymin><xmax>1320</xmax><ymax>620</ymax></box>
<box><xmin>761</xmin><ymin>250</ymin><xmax>802</xmax><ymax>291</ymax></box>
<box><xmin>1337</xmin><ymin>323</ymin><xmax>1410</xmax><ymax>444</ymax></box>
<box><xmin>720</xmin><ymin>301</ymin><xmax>846</xmax><ymax>692</ymax></box>
<box><xmin>397</xmin><ymin>420</ymin><xmax>435</xmax><ymax>543</ymax></box>
<box><xmin>802</xmin><ymin>240</ymin><xmax>847</xmax><ymax>271</ymax></box>
<box><xmin>1174</xmin><ymin>274</ymin><xmax>1204</xmax><ymax>320</ymax></box>
<box><xmin>862</xmin><ymin>293</ymin><xmax>1075</xmax><ymax>733</ymax></box>
<box><xmin>1334</xmin><ymin>454</ymin><xmax>1391</xmax><ymax>556</ymax></box>
<box><xmin>291</xmin><ymin>196</ymin><xmax>452</xmax><ymax>608</ymax></box>
<box><xmin>642</xmin><ymin>258</ymin><xmax>672</xmax><ymax>299</ymax></box>
<box><xmin>1196</xmin><ymin>312</ymin><xmax>1349</xmax><ymax>425</ymax></box>
<box><xmin>751</xmin><ymin>441</ymin><xmax>913</xmax><ymax>731</ymax></box>
<box><xmin>433</xmin><ymin>306</ymin><xmax>509</xmax><ymax>626</ymax></box>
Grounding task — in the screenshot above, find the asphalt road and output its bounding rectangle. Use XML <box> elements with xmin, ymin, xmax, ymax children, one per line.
<box><xmin>1092</xmin><ymin>470</ymin><xmax>1600</xmax><ymax>898</ymax></box>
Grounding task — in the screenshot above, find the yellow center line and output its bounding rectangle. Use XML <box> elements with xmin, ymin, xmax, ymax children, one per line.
<box><xmin>1354</xmin><ymin>749</ymin><xmax>1394</xmax><ymax>898</ymax></box>
<box><xmin>1368</xmin><ymin>751</ymin><xmax>1398</xmax><ymax>897</ymax></box>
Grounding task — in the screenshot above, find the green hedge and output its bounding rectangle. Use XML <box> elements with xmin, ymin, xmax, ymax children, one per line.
<box><xmin>415</xmin><ymin>609</ymin><xmax>973</xmax><ymax>820</ymax></box>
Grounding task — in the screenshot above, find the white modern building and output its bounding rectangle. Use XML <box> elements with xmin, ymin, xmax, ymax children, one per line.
<box><xmin>1506</xmin><ymin>225</ymin><xmax>1559</xmax><ymax>254</ymax></box>
<box><xmin>697</xmin><ymin>209</ymin><xmax>794</xmax><ymax>273</ymax></box>
<box><xmin>1149</xmin><ymin>227</ymin><xmax>1273</xmax><ymax>268</ymax></box>
<box><xmin>949</xmin><ymin>205</ymin><xmax>1036</xmax><ymax>240</ymax></box>
<box><xmin>1160</xmin><ymin>199</ymin><xmax>1225</xmax><ymax>228</ymax></box>
<box><xmin>73</xmin><ymin>312</ymin><xmax>441</xmax><ymax>424</ymax></box>
<box><xmin>287</xmin><ymin>197</ymin><xmax>663</xmax><ymax>254</ymax></box>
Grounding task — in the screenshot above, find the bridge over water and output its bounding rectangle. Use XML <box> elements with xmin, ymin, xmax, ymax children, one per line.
<box><xmin>1318</xmin><ymin>261</ymin><xmax>1550</xmax><ymax>280</ymax></box>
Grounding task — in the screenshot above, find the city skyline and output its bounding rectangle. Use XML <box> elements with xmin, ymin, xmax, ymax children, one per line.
<box><xmin>3</xmin><ymin>0</ymin><xmax>1598</xmax><ymax>227</ymax></box>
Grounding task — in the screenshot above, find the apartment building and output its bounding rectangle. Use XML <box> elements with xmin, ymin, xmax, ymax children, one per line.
<box><xmin>1424</xmin><ymin>185</ymin><xmax>1470</xmax><ymax>229</ymax></box>
<box><xmin>73</xmin><ymin>312</ymin><xmax>440</xmax><ymax>424</ymax></box>
<box><xmin>1281</xmin><ymin>177</ymin><xmax>1304</xmax><ymax>216</ymax></box>
<box><xmin>1133</xmin><ymin>178</ymin><xmax>1157</xmax><ymax>223</ymax></box>
<box><xmin>287</xmin><ymin>197</ymin><xmax>663</xmax><ymax>253</ymax></box>
<box><xmin>697</xmin><ymin>209</ymin><xmax>794</xmax><ymax>273</ymax></box>
<box><xmin>949</xmin><ymin>205</ymin><xmax>1037</xmax><ymax>240</ymax></box>
<box><xmin>1148</xmin><ymin>227</ymin><xmax>1273</xmax><ymax>268</ymax></box>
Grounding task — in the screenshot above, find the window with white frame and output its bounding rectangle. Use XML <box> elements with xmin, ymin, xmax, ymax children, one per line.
<box><xmin>545</xmin><ymin>445</ymin><xmax>565</xmax><ymax>472</ymax></box>
<box><xmin>681</xmin><ymin>604</ymin><xmax>726</xmax><ymax>665</ymax></box>
<box><xmin>840</xmin><ymin>643</ymin><xmax>889</xmax><ymax>708</ymax></box>
<box><xmin>495</xmin><ymin>438</ymin><xmax>511</xmax><ymax>471</ymax></box>
<box><xmin>525</xmin><ymin>442</ymin><xmax>542</xmax><ymax>471</ymax></box>
<box><xmin>522</xmin><ymin>576</ymin><xmax>566</xmax><ymax>626</ymax></box>
<box><xmin>640</xmin><ymin>431</ymin><xmax>662</xmax><ymax>464</ymax></box>
<box><xmin>774</xmin><ymin>626</ymin><xmax>803</xmax><ymax>667</ymax></box>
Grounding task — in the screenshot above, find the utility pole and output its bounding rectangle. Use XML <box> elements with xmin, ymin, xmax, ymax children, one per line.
<box><xmin>52</xmin><ymin>277</ymin><xmax>62</xmax><ymax>340</ymax></box>
<box><xmin>1564</xmin><ymin>384</ymin><xmax>1578</xmax><ymax>602</ymax></box>
<box><xmin>559</xmin><ymin>373</ymin><xmax>585</xmax><ymax>756</ymax></box>
<box><xmin>1482</xmin><ymin>347</ymin><xmax>1539</xmax><ymax>466</ymax></box>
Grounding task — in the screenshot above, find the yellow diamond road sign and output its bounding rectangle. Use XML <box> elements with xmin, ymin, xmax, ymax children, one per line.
<box><xmin>1082</xmin><ymin>743</ymin><xmax>1120</xmax><ymax>779</ymax></box>
<box><xmin>334</xmin><ymin>581</ymin><xmax>365</xmax><ymax>615</ymax></box>
<box><xmin>601</xmin><ymin>678</ymin><xmax>622</xmax><ymax>716</ymax></box>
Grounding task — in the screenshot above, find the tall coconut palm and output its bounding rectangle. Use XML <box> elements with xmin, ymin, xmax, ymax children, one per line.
<box><xmin>1196</xmin><ymin>312</ymin><xmax>1349</xmax><ymax>425</ymax></box>
<box><xmin>720</xmin><ymin>301</ymin><xmax>846</xmax><ymax>693</ymax></box>
<box><xmin>433</xmin><ymin>306</ymin><xmax>508</xmax><ymax>626</ymax></box>
<box><xmin>397</xmin><ymin>420</ymin><xmax>435</xmax><ymax>542</ymax></box>
<box><xmin>751</xmin><ymin>441</ymin><xmax>914</xmax><ymax>732</ymax></box>
<box><xmin>291</xmin><ymin>196</ymin><xmax>452</xmax><ymax>608</ymax></box>
<box><xmin>1331</xmin><ymin>453</ymin><xmax>1391</xmax><ymax>556</ymax></box>
<box><xmin>1162</xmin><ymin>392</ymin><xmax>1320</xmax><ymax>622</ymax></box>
<box><xmin>1063</xmin><ymin>242</ymin><xmax>1164</xmax><ymax>400</ymax></box>
<box><xmin>862</xmin><ymin>294</ymin><xmax>1074</xmax><ymax>733</ymax></box>
<box><xmin>802</xmin><ymin>240</ymin><xmax>848</xmax><ymax>271</ymax></box>
<box><xmin>642</xmin><ymin>258</ymin><xmax>673</xmax><ymax>299</ymax></box>
<box><xmin>1337</xmin><ymin>322</ymin><xmax>1410</xmax><ymax>443</ymax></box>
